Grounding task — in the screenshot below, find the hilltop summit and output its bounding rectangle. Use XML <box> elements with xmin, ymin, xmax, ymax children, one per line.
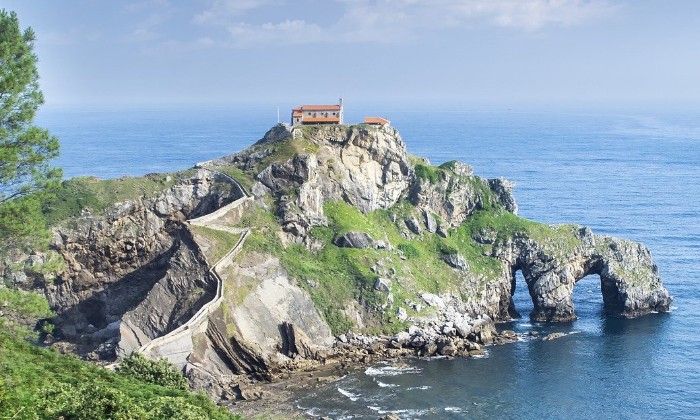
<box><xmin>6</xmin><ymin>123</ymin><xmax>671</xmax><ymax>402</ymax></box>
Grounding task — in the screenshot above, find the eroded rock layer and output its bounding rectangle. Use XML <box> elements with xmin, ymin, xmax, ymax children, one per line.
<box><xmin>6</xmin><ymin>123</ymin><xmax>671</xmax><ymax>398</ymax></box>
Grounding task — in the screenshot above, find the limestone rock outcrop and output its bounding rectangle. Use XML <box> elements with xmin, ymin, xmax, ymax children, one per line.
<box><xmin>408</xmin><ymin>161</ymin><xmax>517</xmax><ymax>229</ymax></box>
<box><xmin>212</xmin><ymin>124</ymin><xmax>412</xmax><ymax>238</ymax></box>
<box><xmin>6</xmin><ymin>122</ymin><xmax>672</xmax><ymax>403</ymax></box>
<box><xmin>333</xmin><ymin>232</ymin><xmax>374</xmax><ymax>249</ymax></box>
<box><xmin>201</xmin><ymin>123</ymin><xmax>671</xmax><ymax>324</ymax></box>
<box><xmin>39</xmin><ymin>170</ymin><xmax>243</xmax><ymax>352</ymax></box>
<box><xmin>488</xmin><ymin>225</ymin><xmax>672</xmax><ymax>321</ymax></box>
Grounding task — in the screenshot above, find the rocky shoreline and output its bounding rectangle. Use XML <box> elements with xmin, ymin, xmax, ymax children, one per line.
<box><xmin>225</xmin><ymin>317</ymin><xmax>561</xmax><ymax>419</ymax></box>
<box><xmin>4</xmin><ymin>122</ymin><xmax>671</xmax><ymax>418</ymax></box>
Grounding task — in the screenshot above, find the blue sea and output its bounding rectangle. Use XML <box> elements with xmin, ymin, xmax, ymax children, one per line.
<box><xmin>38</xmin><ymin>105</ymin><xmax>700</xmax><ymax>419</ymax></box>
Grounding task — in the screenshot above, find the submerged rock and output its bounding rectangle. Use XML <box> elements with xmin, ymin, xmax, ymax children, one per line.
<box><xmin>542</xmin><ymin>332</ymin><xmax>566</xmax><ymax>341</ymax></box>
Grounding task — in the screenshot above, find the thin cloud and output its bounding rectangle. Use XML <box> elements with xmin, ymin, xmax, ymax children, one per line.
<box><xmin>194</xmin><ymin>0</ymin><xmax>619</xmax><ymax>47</ymax></box>
<box><xmin>227</xmin><ymin>19</ymin><xmax>323</xmax><ymax>47</ymax></box>
<box><xmin>475</xmin><ymin>0</ymin><xmax>619</xmax><ymax>30</ymax></box>
<box><xmin>193</xmin><ymin>0</ymin><xmax>277</xmax><ymax>24</ymax></box>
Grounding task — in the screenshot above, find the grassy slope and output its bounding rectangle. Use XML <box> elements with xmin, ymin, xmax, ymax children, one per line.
<box><xmin>229</xmin><ymin>199</ymin><xmax>576</xmax><ymax>336</ymax></box>
<box><xmin>189</xmin><ymin>225</ymin><xmax>242</xmax><ymax>264</ymax></box>
<box><xmin>41</xmin><ymin>170</ymin><xmax>198</xmax><ymax>227</ymax></box>
<box><xmin>0</xmin><ymin>333</ymin><xmax>239</xmax><ymax>419</ymax></box>
<box><xmin>0</xmin><ymin>287</ymin><xmax>239</xmax><ymax>419</ymax></box>
<box><xmin>214</xmin><ymin>128</ymin><xmax>586</xmax><ymax>336</ymax></box>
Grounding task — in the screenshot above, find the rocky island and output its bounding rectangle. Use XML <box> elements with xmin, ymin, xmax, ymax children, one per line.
<box><xmin>6</xmin><ymin>123</ymin><xmax>672</xmax><ymax>410</ymax></box>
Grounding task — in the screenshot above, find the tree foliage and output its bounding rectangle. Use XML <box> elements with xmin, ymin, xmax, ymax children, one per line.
<box><xmin>0</xmin><ymin>327</ymin><xmax>240</xmax><ymax>420</ymax></box>
<box><xmin>0</xmin><ymin>9</ymin><xmax>61</xmax><ymax>249</ymax></box>
<box><xmin>116</xmin><ymin>353</ymin><xmax>189</xmax><ymax>391</ymax></box>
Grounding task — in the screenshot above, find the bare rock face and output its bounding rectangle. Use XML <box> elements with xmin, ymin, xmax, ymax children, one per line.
<box><xmin>488</xmin><ymin>226</ymin><xmax>672</xmax><ymax>321</ymax></box>
<box><xmin>333</xmin><ymin>232</ymin><xmax>374</xmax><ymax>249</ymax></box>
<box><xmin>212</xmin><ymin>125</ymin><xmax>516</xmax><ymax>240</ymax></box>
<box><xmin>443</xmin><ymin>253</ymin><xmax>470</xmax><ymax>271</ymax></box>
<box><xmin>186</xmin><ymin>253</ymin><xmax>334</xmax><ymax>381</ymax></box>
<box><xmin>488</xmin><ymin>177</ymin><xmax>518</xmax><ymax>214</ymax></box>
<box><xmin>405</xmin><ymin>217</ymin><xmax>423</xmax><ymax>235</ymax></box>
<box><xmin>219</xmin><ymin>124</ymin><xmax>412</xmax><ymax>237</ymax></box>
<box><xmin>408</xmin><ymin>162</ymin><xmax>518</xmax><ymax>229</ymax></box>
<box><xmin>42</xmin><ymin>170</ymin><xmax>243</xmax><ymax>354</ymax></box>
<box><xmin>424</xmin><ymin>210</ymin><xmax>438</xmax><ymax>233</ymax></box>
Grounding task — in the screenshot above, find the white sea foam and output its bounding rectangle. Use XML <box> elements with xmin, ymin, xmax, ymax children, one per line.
<box><xmin>303</xmin><ymin>407</ymin><xmax>320</xmax><ymax>416</ymax></box>
<box><xmin>370</xmin><ymin>407</ymin><xmax>430</xmax><ymax>416</ymax></box>
<box><xmin>337</xmin><ymin>387</ymin><xmax>360</xmax><ymax>401</ymax></box>
<box><xmin>445</xmin><ymin>406</ymin><xmax>464</xmax><ymax>413</ymax></box>
<box><xmin>407</xmin><ymin>385</ymin><xmax>432</xmax><ymax>391</ymax></box>
<box><xmin>364</xmin><ymin>365</ymin><xmax>422</xmax><ymax>377</ymax></box>
<box><xmin>376</xmin><ymin>381</ymin><xmax>399</xmax><ymax>388</ymax></box>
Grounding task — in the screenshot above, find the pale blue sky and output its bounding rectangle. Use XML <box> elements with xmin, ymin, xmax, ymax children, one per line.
<box><xmin>4</xmin><ymin>0</ymin><xmax>700</xmax><ymax>108</ymax></box>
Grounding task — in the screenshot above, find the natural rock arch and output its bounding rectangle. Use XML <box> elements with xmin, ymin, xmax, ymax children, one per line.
<box><xmin>508</xmin><ymin>259</ymin><xmax>624</xmax><ymax>321</ymax></box>
<box><xmin>497</xmin><ymin>227</ymin><xmax>672</xmax><ymax>322</ymax></box>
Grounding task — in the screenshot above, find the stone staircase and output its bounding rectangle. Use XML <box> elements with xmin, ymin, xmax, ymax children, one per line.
<box><xmin>137</xmin><ymin>174</ymin><xmax>253</xmax><ymax>369</ymax></box>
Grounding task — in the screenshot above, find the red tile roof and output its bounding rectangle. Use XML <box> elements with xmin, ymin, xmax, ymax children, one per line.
<box><xmin>364</xmin><ymin>116</ymin><xmax>390</xmax><ymax>126</ymax></box>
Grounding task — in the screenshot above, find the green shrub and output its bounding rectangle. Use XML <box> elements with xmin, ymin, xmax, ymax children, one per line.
<box><xmin>438</xmin><ymin>160</ymin><xmax>460</xmax><ymax>171</ymax></box>
<box><xmin>0</xmin><ymin>286</ymin><xmax>53</xmax><ymax>319</ymax></box>
<box><xmin>116</xmin><ymin>354</ymin><xmax>189</xmax><ymax>391</ymax></box>
<box><xmin>0</xmin><ymin>329</ymin><xmax>239</xmax><ymax>420</ymax></box>
<box><xmin>39</xmin><ymin>382</ymin><xmax>147</xmax><ymax>420</ymax></box>
<box><xmin>150</xmin><ymin>395</ymin><xmax>221</xmax><ymax>420</ymax></box>
<box><xmin>397</xmin><ymin>243</ymin><xmax>420</xmax><ymax>259</ymax></box>
<box><xmin>414</xmin><ymin>163</ymin><xmax>445</xmax><ymax>184</ymax></box>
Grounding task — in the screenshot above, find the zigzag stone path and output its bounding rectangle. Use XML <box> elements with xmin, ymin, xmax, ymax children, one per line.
<box><xmin>137</xmin><ymin>174</ymin><xmax>252</xmax><ymax>369</ymax></box>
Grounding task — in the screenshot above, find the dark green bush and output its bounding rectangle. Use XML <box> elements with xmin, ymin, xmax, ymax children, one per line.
<box><xmin>397</xmin><ymin>243</ymin><xmax>420</xmax><ymax>259</ymax></box>
<box><xmin>414</xmin><ymin>163</ymin><xmax>445</xmax><ymax>184</ymax></box>
<box><xmin>116</xmin><ymin>353</ymin><xmax>189</xmax><ymax>391</ymax></box>
<box><xmin>39</xmin><ymin>382</ymin><xmax>147</xmax><ymax>420</ymax></box>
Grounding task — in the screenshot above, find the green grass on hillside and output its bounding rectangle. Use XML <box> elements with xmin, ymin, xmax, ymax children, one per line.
<box><xmin>229</xmin><ymin>199</ymin><xmax>512</xmax><ymax>335</ymax></box>
<box><xmin>414</xmin><ymin>163</ymin><xmax>446</xmax><ymax>184</ymax></box>
<box><xmin>0</xmin><ymin>284</ymin><xmax>240</xmax><ymax>419</ymax></box>
<box><xmin>189</xmin><ymin>225</ymin><xmax>242</xmax><ymax>264</ymax></box>
<box><xmin>240</xmin><ymin>134</ymin><xmax>320</xmax><ymax>175</ymax></box>
<box><xmin>41</xmin><ymin>172</ymin><xmax>190</xmax><ymax>226</ymax></box>
<box><xmin>0</xmin><ymin>286</ymin><xmax>53</xmax><ymax>321</ymax></box>
<box><xmin>462</xmin><ymin>209</ymin><xmax>582</xmax><ymax>256</ymax></box>
<box><xmin>0</xmin><ymin>330</ymin><xmax>240</xmax><ymax>419</ymax></box>
<box><xmin>277</xmin><ymin>200</ymin><xmax>584</xmax><ymax>334</ymax></box>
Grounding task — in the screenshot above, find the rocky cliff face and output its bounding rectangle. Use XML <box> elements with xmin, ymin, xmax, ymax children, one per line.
<box><xmin>213</xmin><ymin>124</ymin><xmax>413</xmax><ymax>239</ymax></box>
<box><xmin>408</xmin><ymin>161</ymin><xmax>518</xmax><ymax>230</ymax></box>
<box><xmin>33</xmin><ymin>170</ymin><xmax>243</xmax><ymax>355</ymax></box>
<box><xmin>205</xmin><ymin>123</ymin><xmax>670</xmax><ymax>325</ymax></box>
<box><xmin>489</xmin><ymin>226</ymin><xmax>672</xmax><ymax>321</ymax></box>
<box><xmin>7</xmin><ymin>123</ymin><xmax>672</xmax><ymax>400</ymax></box>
